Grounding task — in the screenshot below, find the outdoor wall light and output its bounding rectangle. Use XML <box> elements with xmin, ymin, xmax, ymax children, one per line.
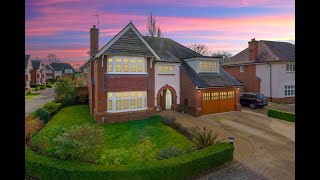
<box><xmin>197</xmin><ymin>90</ymin><xmax>200</xmax><ymax>93</ymax></box>
<box><xmin>228</xmin><ymin>136</ymin><xmax>234</xmax><ymax>145</ymax></box>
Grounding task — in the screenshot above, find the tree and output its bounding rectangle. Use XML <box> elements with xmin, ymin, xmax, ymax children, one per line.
<box><xmin>188</xmin><ymin>43</ymin><xmax>211</xmax><ymax>56</ymax></box>
<box><xmin>54</xmin><ymin>76</ymin><xmax>75</xmax><ymax>106</ymax></box>
<box><xmin>211</xmin><ymin>51</ymin><xmax>233</xmax><ymax>63</ymax></box>
<box><xmin>147</xmin><ymin>12</ymin><xmax>162</xmax><ymax>37</ymax></box>
<box><xmin>47</xmin><ymin>54</ymin><xmax>60</xmax><ymax>63</ymax></box>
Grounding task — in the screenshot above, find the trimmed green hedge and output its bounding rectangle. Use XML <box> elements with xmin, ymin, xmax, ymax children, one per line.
<box><xmin>26</xmin><ymin>143</ymin><xmax>233</xmax><ymax>180</ymax></box>
<box><xmin>267</xmin><ymin>109</ymin><xmax>295</xmax><ymax>122</ymax></box>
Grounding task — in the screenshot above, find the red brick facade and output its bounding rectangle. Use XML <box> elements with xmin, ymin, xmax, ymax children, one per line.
<box><xmin>222</xmin><ymin>65</ymin><xmax>260</xmax><ymax>93</ymax></box>
<box><xmin>88</xmin><ymin>56</ymin><xmax>156</xmax><ymax>123</ymax></box>
<box><xmin>180</xmin><ymin>68</ymin><xmax>241</xmax><ymax>117</ymax></box>
<box><xmin>180</xmin><ymin>69</ymin><xmax>201</xmax><ymax>116</ymax></box>
<box><xmin>266</xmin><ymin>97</ymin><xmax>295</xmax><ymax>103</ymax></box>
<box><xmin>30</xmin><ymin>69</ymin><xmax>41</xmax><ymax>85</ymax></box>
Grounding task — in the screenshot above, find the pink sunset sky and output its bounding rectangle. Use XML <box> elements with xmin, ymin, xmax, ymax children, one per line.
<box><xmin>25</xmin><ymin>0</ymin><xmax>295</xmax><ymax>67</ymax></box>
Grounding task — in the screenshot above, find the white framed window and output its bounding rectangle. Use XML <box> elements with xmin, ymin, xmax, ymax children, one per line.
<box><xmin>107</xmin><ymin>91</ymin><xmax>147</xmax><ymax>112</ymax></box>
<box><xmin>65</xmin><ymin>69</ymin><xmax>73</xmax><ymax>73</ymax></box>
<box><xmin>198</xmin><ymin>61</ymin><xmax>218</xmax><ymax>72</ymax></box>
<box><xmin>46</xmin><ymin>70</ymin><xmax>52</xmax><ymax>73</ymax></box>
<box><xmin>284</xmin><ymin>85</ymin><xmax>295</xmax><ymax>96</ymax></box>
<box><xmin>286</xmin><ymin>64</ymin><xmax>295</xmax><ymax>72</ymax></box>
<box><xmin>46</xmin><ymin>76</ymin><xmax>52</xmax><ymax>79</ymax></box>
<box><xmin>55</xmin><ymin>71</ymin><xmax>62</xmax><ymax>75</ymax></box>
<box><xmin>158</xmin><ymin>65</ymin><xmax>175</xmax><ymax>74</ymax></box>
<box><xmin>240</xmin><ymin>66</ymin><xmax>244</xmax><ymax>72</ymax></box>
<box><xmin>107</xmin><ymin>56</ymin><xmax>147</xmax><ymax>74</ymax></box>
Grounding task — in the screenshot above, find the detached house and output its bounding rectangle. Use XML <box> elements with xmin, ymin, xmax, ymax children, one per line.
<box><xmin>25</xmin><ymin>55</ymin><xmax>33</xmax><ymax>88</ymax></box>
<box><xmin>221</xmin><ymin>39</ymin><xmax>295</xmax><ymax>103</ymax></box>
<box><xmin>85</xmin><ymin>22</ymin><xmax>241</xmax><ymax>123</ymax></box>
<box><xmin>45</xmin><ymin>63</ymin><xmax>75</xmax><ymax>80</ymax></box>
<box><xmin>30</xmin><ymin>60</ymin><xmax>46</xmax><ymax>85</ymax></box>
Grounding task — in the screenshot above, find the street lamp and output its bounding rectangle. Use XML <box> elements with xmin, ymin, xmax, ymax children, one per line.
<box><xmin>228</xmin><ymin>136</ymin><xmax>234</xmax><ymax>145</ymax></box>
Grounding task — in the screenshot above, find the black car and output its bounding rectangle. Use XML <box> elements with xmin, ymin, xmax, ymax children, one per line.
<box><xmin>240</xmin><ymin>92</ymin><xmax>268</xmax><ymax>109</ymax></box>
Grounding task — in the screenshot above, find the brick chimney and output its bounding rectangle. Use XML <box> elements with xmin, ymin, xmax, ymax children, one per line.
<box><xmin>90</xmin><ymin>25</ymin><xmax>99</xmax><ymax>57</ymax></box>
<box><xmin>248</xmin><ymin>38</ymin><xmax>258</xmax><ymax>61</ymax></box>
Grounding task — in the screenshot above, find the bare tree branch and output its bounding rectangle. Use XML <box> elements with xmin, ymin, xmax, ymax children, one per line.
<box><xmin>47</xmin><ymin>54</ymin><xmax>60</xmax><ymax>63</ymax></box>
<box><xmin>211</xmin><ymin>51</ymin><xmax>233</xmax><ymax>63</ymax></box>
<box><xmin>188</xmin><ymin>43</ymin><xmax>211</xmax><ymax>56</ymax></box>
<box><xmin>147</xmin><ymin>12</ymin><xmax>162</xmax><ymax>37</ymax></box>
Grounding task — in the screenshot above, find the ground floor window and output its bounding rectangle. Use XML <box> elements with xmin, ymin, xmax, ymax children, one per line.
<box><xmin>284</xmin><ymin>85</ymin><xmax>295</xmax><ymax>96</ymax></box>
<box><xmin>107</xmin><ymin>91</ymin><xmax>147</xmax><ymax>112</ymax></box>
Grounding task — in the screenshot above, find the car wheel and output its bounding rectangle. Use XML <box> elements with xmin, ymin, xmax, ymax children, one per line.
<box><xmin>249</xmin><ymin>103</ymin><xmax>256</xmax><ymax>109</ymax></box>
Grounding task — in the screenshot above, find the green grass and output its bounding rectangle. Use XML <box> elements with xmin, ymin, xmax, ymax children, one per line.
<box><xmin>25</xmin><ymin>93</ymin><xmax>41</xmax><ymax>100</ymax></box>
<box><xmin>32</xmin><ymin>105</ymin><xmax>192</xmax><ymax>164</ymax></box>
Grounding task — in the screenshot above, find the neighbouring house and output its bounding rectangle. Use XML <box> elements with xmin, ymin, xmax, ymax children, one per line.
<box><xmin>85</xmin><ymin>22</ymin><xmax>241</xmax><ymax>123</ymax></box>
<box><xmin>30</xmin><ymin>60</ymin><xmax>46</xmax><ymax>85</ymax></box>
<box><xmin>45</xmin><ymin>63</ymin><xmax>75</xmax><ymax>80</ymax></box>
<box><xmin>221</xmin><ymin>39</ymin><xmax>295</xmax><ymax>103</ymax></box>
<box><xmin>25</xmin><ymin>55</ymin><xmax>33</xmax><ymax>89</ymax></box>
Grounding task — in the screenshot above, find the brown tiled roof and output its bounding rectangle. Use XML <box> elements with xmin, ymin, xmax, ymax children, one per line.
<box><xmin>222</xmin><ymin>40</ymin><xmax>295</xmax><ymax>65</ymax></box>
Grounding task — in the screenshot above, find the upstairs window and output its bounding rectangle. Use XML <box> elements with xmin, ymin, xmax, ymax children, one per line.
<box><xmin>286</xmin><ymin>64</ymin><xmax>295</xmax><ymax>72</ymax></box>
<box><xmin>65</xmin><ymin>69</ymin><xmax>73</xmax><ymax>73</ymax></box>
<box><xmin>240</xmin><ymin>66</ymin><xmax>244</xmax><ymax>72</ymax></box>
<box><xmin>198</xmin><ymin>61</ymin><xmax>218</xmax><ymax>72</ymax></box>
<box><xmin>46</xmin><ymin>70</ymin><xmax>52</xmax><ymax>73</ymax></box>
<box><xmin>158</xmin><ymin>65</ymin><xmax>175</xmax><ymax>74</ymax></box>
<box><xmin>107</xmin><ymin>56</ymin><xmax>147</xmax><ymax>74</ymax></box>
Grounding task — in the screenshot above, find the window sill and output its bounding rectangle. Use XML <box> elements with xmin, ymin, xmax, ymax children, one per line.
<box><xmin>106</xmin><ymin>108</ymin><xmax>147</xmax><ymax>113</ymax></box>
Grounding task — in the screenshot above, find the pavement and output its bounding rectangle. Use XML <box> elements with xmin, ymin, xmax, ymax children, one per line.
<box><xmin>25</xmin><ymin>88</ymin><xmax>55</xmax><ymax>117</ymax></box>
<box><xmin>242</xmin><ymin>102</ymin><xmax>295</xmax><ymax>115</ymax></box>
<box><xmin>158</xmin><ymin>109</ymin><xmax>295</xmax><ymax>180</ymax></box>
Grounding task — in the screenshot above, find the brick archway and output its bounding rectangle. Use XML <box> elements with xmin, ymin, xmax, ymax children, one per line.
<box><xmin>156</xmin><ymin>84</ymin><xmax>177</xmax><ymax>109</ymax></box>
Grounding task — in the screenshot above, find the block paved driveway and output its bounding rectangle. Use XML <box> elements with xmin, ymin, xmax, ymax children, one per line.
<box><xmin>25</xmin><ymin>88</ymin><xmax>55</xmax><ymax>117</ymax></box>
<box><xmin>159</xmin><ymin>110</ymin><xmax>295</xmax><ymax>180</ymax></box>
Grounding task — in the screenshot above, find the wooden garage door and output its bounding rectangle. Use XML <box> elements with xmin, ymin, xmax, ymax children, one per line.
<box><xmin>202</xmin><ymin>90</ymin><xmax>235</xmax><ymax>115</ymax></box>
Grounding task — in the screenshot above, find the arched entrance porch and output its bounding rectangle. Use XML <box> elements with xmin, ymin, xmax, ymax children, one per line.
<box><xmin>156</xmin><ymin>85</ymin><xmax>177</xmax><ymax>110</ymax></box>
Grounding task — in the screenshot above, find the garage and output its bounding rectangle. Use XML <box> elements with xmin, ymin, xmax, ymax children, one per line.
<box><xmin>202</xmin><ymin>89</ymin><xmax>235</xmax><ymax>115</ymax></box>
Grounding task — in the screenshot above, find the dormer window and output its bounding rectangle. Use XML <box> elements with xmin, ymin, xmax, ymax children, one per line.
<box><xmin>199</xmin><ymin>61</ymin><xmax>218</xmax><ymax>73</ymax></box>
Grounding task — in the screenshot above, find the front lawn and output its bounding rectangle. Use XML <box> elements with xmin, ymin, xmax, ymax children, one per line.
<box><xmin>25</xmin><ymin>93</ymin><xmax>40</xmax><ymax>100</ymax></box>
<box><xmin>32</xmin><ymin>105</ymin><xmax>192</xmax><ymax>164</ymax></box>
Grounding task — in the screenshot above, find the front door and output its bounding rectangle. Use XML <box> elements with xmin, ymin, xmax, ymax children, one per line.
<box><xmin>165</xmin><ymin>89</ymin><xmax>172</xmax><ymax>109</ymax></box>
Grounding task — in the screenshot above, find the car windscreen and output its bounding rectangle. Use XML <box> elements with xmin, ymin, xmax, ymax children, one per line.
<box><xmin>257</xmin><ymin>94</ymin><xmax>265</xmax><ymax>100</ymax></box>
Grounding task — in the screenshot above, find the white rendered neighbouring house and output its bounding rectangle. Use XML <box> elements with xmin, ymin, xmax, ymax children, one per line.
<box><xmin>221</xmin><ymin>39</ymin><xmax>295</xmax><ymax>103</ymax></box>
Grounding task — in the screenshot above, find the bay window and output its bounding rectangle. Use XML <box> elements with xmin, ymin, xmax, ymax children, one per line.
<box><xmin>107</xmin><ymin>91</ymin><xmax>147</xmax><ymax>112</ymax></box>
<box><xmin>107</xmin><ymin>56</ymin><xmax>147</xmax><ymax>74</ymax></box>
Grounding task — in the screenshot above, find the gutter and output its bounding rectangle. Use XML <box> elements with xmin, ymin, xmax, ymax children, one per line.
<box><xmin>267</xmin><ymin>62</ymin><xmax>272</xmax><ymax>102</ymax></box>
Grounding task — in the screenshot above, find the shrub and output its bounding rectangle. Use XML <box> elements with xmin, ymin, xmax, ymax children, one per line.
<box><xmin>97</xmin><ymin>148</ymin><xmax>130</xmax><ymax>165</ymax></box>
<box><xmin>34</xmin><ymin>109</ymin><xmax>51</xmax><ymax>123</ymax></box>
<box><xmin>25</xmin><ymin>117</ymin><xmax>44</xmax><ymax>145</ymax></box>
<box><xmin>267</xmin><ymin>109</ymin><xmax>295</xmax><ymax>122</ymax></box>
<box><xmin>25</xmin><ymin>90</ymin><xmax>32</xmax><ymax>95</ymax></box>
<box><xmin>52</xmin><ymin>123</ymin><xmax>105</xmax><ymax>163</ymax></box>
<box><xmin>134</xmin><ymin>137</ymin><xmax>155</xmax><ymax>162</ymax></box>
<box><xmin>156</xmin><ymin>146</ymin><xmax>184</xmax><ymax>160</ymax></box>
<box><xmin>75</xmin><ymin>95</ymin><xmax>89</xmax><ymax>104</ymax></box>
<box><xmin>55</xmin><ymin>76</ymin><xmax>76</xmax><ymax>106</ymax></box>
<box><xmin>26</xmin><ymin>143</ymin><xmax>234</xmax><ymax>180</ymax></box>
<box><xmin>43</xmin><ymin>102</ymin><xmax>62</xmax><ymax>115</ymax></box>
<box><xmin>191</xmin><ymin>125</ymin><xmax>222</xmax><ymax>149</ymax></box>
<box><xmin>40</xmin><ymin>85</ymin><xmax>47</xmax><ymax>90</ymax></box>
<box><xmin>35</xmin><ymin>86</ymin><xmax>41</xmax><ymax>91</ymax></box>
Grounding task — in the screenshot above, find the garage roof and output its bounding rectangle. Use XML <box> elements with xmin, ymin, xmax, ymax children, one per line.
<box><xmin>180</xmin><ymin>61</ymin><xmax>242</xmax><ymax>88</ymax></box>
